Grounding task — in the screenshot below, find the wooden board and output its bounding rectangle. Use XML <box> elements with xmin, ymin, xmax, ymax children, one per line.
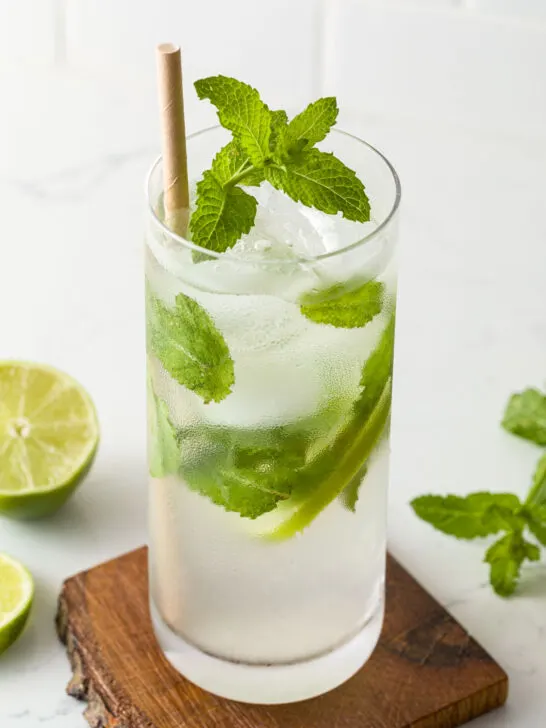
<box><xmin>56</xmin><ymin>547</ymin><xmax>508</xmax><ymax>728</ymax></box>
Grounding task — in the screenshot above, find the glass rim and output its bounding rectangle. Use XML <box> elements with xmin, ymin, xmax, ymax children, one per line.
<box><xmin>146</xmin><ymin>125</ymin><xmax>402</xmax><ymax>264</ymax></box>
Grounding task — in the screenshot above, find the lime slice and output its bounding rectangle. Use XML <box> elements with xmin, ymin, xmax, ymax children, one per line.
<box><xmin>0</xmin><ymin>362</ymin><xmax>99</xmax><ymax>519</ymax></box>
<box><xmin>248</xmin><ymin>379</ymin><xmax>392</xmax><ymax>541</ymax></box>
<box><xmin>0</xmin><ymin>553</ymin><xmax>34</xmax><ymax>654</ymax></box>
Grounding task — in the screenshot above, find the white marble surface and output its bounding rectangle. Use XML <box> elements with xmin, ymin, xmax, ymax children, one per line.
<box><xmin>0</xmin><ymin>3</ymin><xmax>545</xmax><ymax>727</ymax></box>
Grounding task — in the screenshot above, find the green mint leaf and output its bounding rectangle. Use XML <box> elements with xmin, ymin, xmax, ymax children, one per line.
<box><xmin>210</xmin><ymin>140</ymin><xmax>249</xmax><ymax>186</ymax></box>
<box><xmin>189</xmin><ymin>170</ymin><xmax>258</xmax><ymax>252</ymax></box>
<box><xmin>194</xmin><ymin>76</ymin><xmax>272</xmax><ymax>167</ymax></box>
<box><xmin>526</xmin><ymin>452</ymin><xmax>546</xmax><ymax>507</ymax></box>
<box><xmin>147</xmin><ymin>288</ymin><xmax>234</xmax><ymax>404</ymax></box>
<box><xmin>265</xmin><ymin>148</ymin><xmax>370</xmax><ymax>222</ymax></box>
<box><xmin>485</xmin><ymin>532</ymin><xmax>540</xmax><ymax>597</ymax></box>
<box><xmin>278</xmin><ymin>97</ymin><xmax>338</xmax><ymax>155</ymax></box>
<box><xmin>411</xmin><ymin>492</ymin><xmax>522</xmax><ymax>540</ymax></box>
<box><xmin>300</xmin><ymin>280</ymin><xmax>384</xmax><ymax>329</ymax></box>
<box><xmin>179</xmin><ymin>423</ymin><xmax>310</xmax><ymax>519</ymax></box>
<box><xmin>270</xmin><ymin>109</ymin><xmax>288</xmax><ymax>151</ymax></box>
<box><xmin>341</xmin><ymin>465</ymin><xmax>367</xmax><ymax>513</ymax></box>
<box><xmin>502</xmin><ymin>387</ymin><xmax>546</xmax><ymax>446</ymax></box>
<box><xmin>147</xmin><ymin>377</ymin><xmax>179</xmax><ymax>478</ymax></box>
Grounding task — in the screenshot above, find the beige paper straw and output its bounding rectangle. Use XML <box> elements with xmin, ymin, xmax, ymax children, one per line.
<box><xmin>156</xmin><ymin>43</ymin><xmax>190</xmax><ymax>237</ymax></box>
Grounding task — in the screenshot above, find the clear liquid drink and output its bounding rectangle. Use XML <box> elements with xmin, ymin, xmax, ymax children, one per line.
<box><xmin>146</xmin><ymin>127</ymin><xmax>400</xmax><ymax>703</ymax></box>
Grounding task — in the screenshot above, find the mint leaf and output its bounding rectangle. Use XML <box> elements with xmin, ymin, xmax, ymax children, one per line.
<box><xmin>341</xmin><ymin>466</ymin><xmax>367</xmax><ymax>513</ymax></box>
<box><xmin>278</xmin><ymin>97</ymin><xmax>338</xmax><ymax>156</ymax></box>
<box><xmin>195</xmin><ymin>76</ymin><xmax>272</xmax><ymax>167</ymax></box>
<box><xmin>411</xmin><ymin>493</ymin><xmax>522</xmax><ymax>540</ymax></box>
<box><xmin>270</xmin><ymin>109</ymin><xmax>288</xmax><ymax>151</ymax></box>
<box><xmin>189</xmin><ymin>170</ymin><xmax>257</xmax><ymax>252</ymax></box>
<box><xmin>266</xmin><ymin>148</ymin><xmax>370</xmax><ymax>222</ymax></box>
<box><xmin>210</xmin><ymin>141</ymin><xmax>250</xmax><ymax>186</ymax></box>
<box><xmin>300</xmin><ymin>280</ymin><xmax>384</xmax><ymax>329</ymax></box>
<box><xmin>502</xmin><ymin>387</ymin><xmax>546</xmax><ymax>446</ymax></box>
<box><xmin>147</xmin><ymin>377</ymin><xmax>179</xmax><ymax>478</ymax></box>
<box><xmin>485</xmin><ymin>532</ymin><xmax>540</xmax><ymax>597</ymax></box>
<box><xmin>526</xmin><ymin>452</ymin><xmax>546</xmax><ymax>507</ymax></box>
<box><xmin>147</xmin><ymin>288</ymin><xmax>234</xmax><ymax>404</ymax></box>
<box><xmin>179</xmin><ymin>422</ymin><xmax>310</xmax><ymax>519</ymax></box>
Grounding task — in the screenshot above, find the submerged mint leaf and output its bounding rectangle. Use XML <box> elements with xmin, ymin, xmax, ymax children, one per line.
<box><xmin>147</xmin><ymin>288</ymin><xmax>234</xmax><ymax>404</ymax></box>
<box><xmin>147</xmin><ymin>377</ymin><xmax>179</xmax><ymax>478</ymax></box>
<box><xmin>266</xmin><ymin>148</ymin><xmax>370</xmax><ymax>222</ymax></box>
<box><xmin>411</xmin><ymin>493</ymin><xmax>522</xmax><ymax>540</ymax></box>
<box><xmin>278</xmin><ymin>97</ymin><xmax>338</xmax><ymax>156</ymax></box>
<box><xmin>195</xmin><ymin>76</ymin><xmax>272</xmax><ymax>167</ymax></box>
<box><xmin>189</xmin><ymin>170</ymin><xmax>257</xmax><ymax>252</ymax></box>
<box><xmin>502</xmin><ymin>388</ymin><xmax>546</xmax><ymax>446</ymax></box>
<box><xmin>485</xmin><ymin>531</ymin><xmax>540</xmax><ymax>597</ymax></box>
<box><xmin>341</xmin><ymin>465</ymin><xmax>367</xmax><ymax>513</ymax></box>
<box><xmin>300</xmin><ymin>280</ymin><xmax>384</xmax><ymax>329</ymax></box>
<box><xmin>179</xmin><ymin>423</ymin><xmax>310</xmax><ymax>519</ymax></box>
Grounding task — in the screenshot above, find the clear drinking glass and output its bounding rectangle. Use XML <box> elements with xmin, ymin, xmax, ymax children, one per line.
<box><xmin>146</xmin><ymin>126</ymin><xmax>400</xmax><ymax>704</ymax></box>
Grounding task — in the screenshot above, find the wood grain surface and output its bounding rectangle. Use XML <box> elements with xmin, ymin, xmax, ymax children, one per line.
<box><xmin>56</xmin><ymin>547</ymin><xmax>508</xmax><ymax>728</ymax></box>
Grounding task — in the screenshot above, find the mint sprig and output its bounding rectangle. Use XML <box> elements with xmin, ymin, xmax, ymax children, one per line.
<box><xmin>412</xmin><ymin>386</ymin><xmax>546</xmax><ymax>597</ymax></box>
<box><xmin>189</xmin><ymin>76</ymin><xmax>370</xmax><ymax>252</ymax></box>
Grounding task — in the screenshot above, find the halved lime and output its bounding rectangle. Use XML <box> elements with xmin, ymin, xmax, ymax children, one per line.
<box><xmin>0</xmin><ymin>553</ymin><xmax>34</xmax><ymax>654</ymax></box>
<box><xmin>0</xmin><ymin>362</ymin><xmax>99</xmax><ymax>519</ymax></box>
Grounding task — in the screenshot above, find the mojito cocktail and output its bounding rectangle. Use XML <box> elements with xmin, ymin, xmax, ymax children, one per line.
<box><xmin>146</xmin><ymin>83</ymin><xmax>400</xmax><ymax>704</ymax></box>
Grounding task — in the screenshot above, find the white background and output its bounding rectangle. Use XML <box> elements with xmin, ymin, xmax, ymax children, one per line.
<box><xmin>0</xmin><ymin>1</ymin><xmax>545</xmax><ymax>726</ymax></box>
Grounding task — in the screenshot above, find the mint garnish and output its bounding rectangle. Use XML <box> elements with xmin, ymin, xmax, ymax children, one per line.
<box><xmin>502</xmin><ymin>388</ymin><xmax>546</xmax><ymax>446</ymax></box>
<box><xmin>412</xmin><ymin>385</ymin><xmax>546</xmax><ymax>597</ymax></box>
<box><xmin>275</xmin><ymin>97</ymin><xmax>339</xmax><ymax>156</ymax></box>
<box><xmin>189</xmin><ymin>76</ymin><xmax>370</xmax><ymax>252</ymax></box>
<box><xmin>300</xmin><ymin>280</ymin><xmax>384</xmax><ymax>328</ymax></box>
<box><xmin>264</xmin><ymin>148</ymin><xmax>369</xmax><ymax>222</ymax></box>
<box><xmin>147</xmin><ymin>288</ymin><xmax>234</xmax><ymax>404</ymax></box>
<box><xmin>195</xmin><ymin>76</ymin><xmax>272</xmax><ymax>166</ymax></box>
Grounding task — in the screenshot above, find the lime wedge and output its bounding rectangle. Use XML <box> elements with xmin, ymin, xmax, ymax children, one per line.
<box><xmin>248</xmin><ymin>379</ymin><xmax>392</xmax><ymax>541</ymax></box>
<box><xmin>0</xmin><ymin>362</ymin><xmax>99</xmax><ymax>519</ymax></box>
<box><xmin>0</xmin><ymin>553</ymin><xmax>34</xmax><ymax>654</ymax></box>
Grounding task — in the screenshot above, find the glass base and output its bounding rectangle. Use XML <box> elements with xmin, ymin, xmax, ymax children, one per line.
<box><xmin>150</xmin><ymin>593</ymin><xmax>385</xmax><ymax>705</ymax></box>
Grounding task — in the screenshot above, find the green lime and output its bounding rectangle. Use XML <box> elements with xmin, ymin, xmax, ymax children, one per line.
<box><xmin>0</xmin><ymin>362</ymin><xmax>99</xmax><ymax>519</ymax></box>
<box><xmin>0</xmin><ymin>553</ymin><xmax>34</xmax><ymax>655</ymax></box>
<box><xmin>248</xmin><ymin>380</ymin><xmax>392</xmax><ymax>541</ymax></box>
